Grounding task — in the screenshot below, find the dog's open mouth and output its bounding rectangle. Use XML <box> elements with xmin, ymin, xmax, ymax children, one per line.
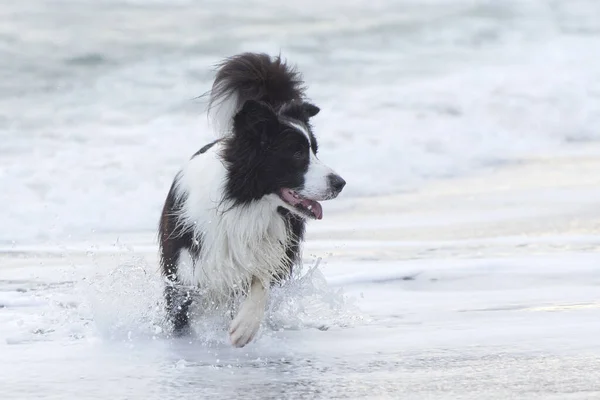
<box><xmin>278</xmin><ymin>188</ymin><xmax>323</xmax><ymax>220</ymax></box>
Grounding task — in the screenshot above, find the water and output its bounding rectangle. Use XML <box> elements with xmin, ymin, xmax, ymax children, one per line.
<box><xmin>2</xmin><ymin>0</ymin><xmax>600</xmax><ymax>243</ymax></box>
<box><xmin>3</xmin><ymin>151</ymin><xmax>600</xmax><ymax>398</ymax></box>
<box><xmin>2</xmin><ymin>246</ymin><xmax>600</xmax><ymax>399</ymax></box>
<box><xmin>2</xmin><ymin>2</ymin><xmax>600</xmax><ymax>398</ymax></box>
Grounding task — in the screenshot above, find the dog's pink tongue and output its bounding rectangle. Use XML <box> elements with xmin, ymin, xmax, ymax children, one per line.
<box><xmin>303</xmin><ymin>200</ymin><xmax>323</xmax><ymax>220</ymax></box>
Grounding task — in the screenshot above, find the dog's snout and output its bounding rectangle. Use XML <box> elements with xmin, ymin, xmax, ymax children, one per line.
<box><xmin>328</xmin><ymin>174</ymin><xmax>346</xmax><ymax>193</ymax></box>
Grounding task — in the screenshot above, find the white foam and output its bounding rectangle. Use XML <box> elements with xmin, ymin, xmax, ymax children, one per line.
<box><xmin>2</xmin><ymin>1</ymin><xmax>600</xmax><ymax>244</ymax></box>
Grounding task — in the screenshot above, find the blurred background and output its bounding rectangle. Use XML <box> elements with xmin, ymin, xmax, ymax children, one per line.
<box><xmin>1</xmin><ymin>0</ymin><xmax>599</xmax><ymax>244</ymax></box>
<box><xmin>3</xmin><ymin>3</ymin><xmax>600</xmax><ymax>397</ymax></box>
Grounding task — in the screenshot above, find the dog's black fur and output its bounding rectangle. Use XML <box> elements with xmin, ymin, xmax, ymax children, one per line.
<box><xmin>158</xmin><ymin>53</ymin><xmax>326</xmax><ymax>334</ymax></box>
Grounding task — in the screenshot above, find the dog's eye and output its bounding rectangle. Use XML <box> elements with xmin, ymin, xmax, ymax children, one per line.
<box><xmin>293</xmin><ymin>150</ymin><xmax>306</xmax><ymax>160</ymax></box>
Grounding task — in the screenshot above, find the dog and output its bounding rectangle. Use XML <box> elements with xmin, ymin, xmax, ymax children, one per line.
<box><xmin>158</xmin><ymin>52</ymin><xmax>346</xmax><ymax>347</ymax></box>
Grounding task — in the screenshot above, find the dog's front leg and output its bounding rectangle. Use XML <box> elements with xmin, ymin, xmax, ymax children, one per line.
<box><xmin>229</xmin><ymin>276</ymin><xmax>268</xmax><ymax>347</ymax></box>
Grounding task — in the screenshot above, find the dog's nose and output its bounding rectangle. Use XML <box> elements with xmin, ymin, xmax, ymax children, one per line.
<box><xmin>328</xmin><ymin>174</ymin><xmax>346</xmax><ymax>193</ymax></box>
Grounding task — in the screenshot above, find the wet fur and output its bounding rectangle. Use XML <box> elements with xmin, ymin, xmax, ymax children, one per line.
<box><xmin>158</xmin><ymin>53</ymin><xmax>342</xmax><ymax>345</ymax></box>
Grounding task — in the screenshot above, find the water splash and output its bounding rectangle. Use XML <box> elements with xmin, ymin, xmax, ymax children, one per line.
<box><xmin>82</xmin><ymin>256</ymin><xmax>360</xmax><ymax>344</ymax></box>
<box><xmin>83</xmin><ymin>256</ymin><xmax>166</xmax><ymax>341</ymax></box>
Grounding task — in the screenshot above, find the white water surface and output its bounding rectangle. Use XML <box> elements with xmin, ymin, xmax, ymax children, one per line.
<box><xmin>2</xmin><ymin>1</ymin><xmax>600</xmax><ymax>398</ymax></box>
<box><xmin>3</xmin><ymin>152</ymin><xmax>600</xmax><ymax>399</ymax></box>
<box><xmin>2</xmin><ymin>0</ymin><xmax>600</xmax><ymax>243</ymax></box>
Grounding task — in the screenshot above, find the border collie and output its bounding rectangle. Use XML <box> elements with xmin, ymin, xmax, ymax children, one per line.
<box><xmin>158</xmin><ymin>53</ymin><xmax>346</xmax><ymax>347</ymax></box>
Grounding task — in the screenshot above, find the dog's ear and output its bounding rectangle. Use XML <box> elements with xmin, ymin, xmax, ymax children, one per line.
<box><xmin>233</xmin><ymin>100</ymin><xmax>278</xmax><ymax>145</ymax></box>
<box><xmin>302</xmin><ymin>102</ymin><xmax>320</xmax><ymax>118</ymax></box>
<box><xmin>280</xmin><ymin>101</ymin><xmax>320</xmax><ymax>122</ymax></box>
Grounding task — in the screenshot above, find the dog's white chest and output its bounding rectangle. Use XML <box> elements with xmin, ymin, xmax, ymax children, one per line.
<box><xmin>174</xmin><ymin>150</ymin><xmax>290</xmax><ymax>296</ymax></box>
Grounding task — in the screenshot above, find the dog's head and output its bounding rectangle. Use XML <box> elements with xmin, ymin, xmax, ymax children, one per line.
<box><xmin>222</xmin><ymin>99</ymin><xmax>345</xmax><ymax>220</ymax></box>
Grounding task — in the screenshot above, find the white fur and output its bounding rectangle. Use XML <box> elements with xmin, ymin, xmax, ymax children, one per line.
<box><xmin>208</xmin><ymin>91</ymin><xmax>239</xmax><ymax>137</ymax></box>
<box><xmin>286</xmin><ymin>121</ymin><xmax>337</xmax><ymax>200</ymax></box>
<box><xmin>173</xmin><ymin>143</ymin><xmax>290</xmax><ymax>302</ymax></box>
<box><xmin>175</xmin><ymin>248</ymin><xmax>197</xmax><ymax>286</ymax></box>
<box><xmin>229</xmin><ymin>277</ymin><xmax>268</xmax><ymax>347</ymax></box>
<box><xmin>301</xmin><ymin>152</ymin><xmax>336</xmax><ymax>200</ymax></box>
<box><xmin>286</xmin><ymin>121</ymin><xmax>311</xmax><ymax>142</ymax></box>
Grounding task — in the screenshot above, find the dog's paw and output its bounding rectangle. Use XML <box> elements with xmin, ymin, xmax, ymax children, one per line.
<box><xmin>228</xmin><ymin>300</ymin><xmax>265</xmax><ymax>348</ymax></box>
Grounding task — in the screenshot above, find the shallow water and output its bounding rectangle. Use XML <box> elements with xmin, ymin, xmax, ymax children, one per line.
<box><xmin>3</xmin><ymin>2</ymin><xmax>600</xmax><ymax>398</ymax></box>
<box><xmin>2</xmin><ymin>233</ymin><xmax>600</xmax><ymax>399</ymax></box>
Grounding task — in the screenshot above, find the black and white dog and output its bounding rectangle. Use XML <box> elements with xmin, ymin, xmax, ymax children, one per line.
<box><xmin>158</xmin><ymin>53</ymin><xmax>346</xmax><ymax>347</ymax></box>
